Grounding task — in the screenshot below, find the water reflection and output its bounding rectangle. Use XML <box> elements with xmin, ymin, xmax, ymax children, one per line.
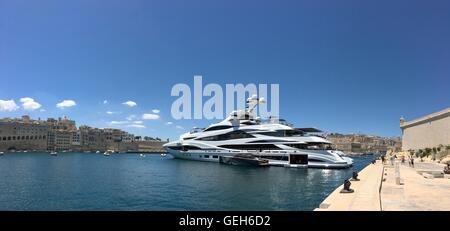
<box><xmin>0</xmin><ymin>153</ymin><xmax>373</xmax><ymax>211</ymax></box>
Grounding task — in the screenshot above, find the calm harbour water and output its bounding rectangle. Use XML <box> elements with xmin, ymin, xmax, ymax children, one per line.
<box><xmin>0</xmin><ymin>152</ymin><xmax>374</xmax><ymax>211</ymax></box>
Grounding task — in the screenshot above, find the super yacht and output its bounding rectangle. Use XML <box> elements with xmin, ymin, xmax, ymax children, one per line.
<box><xmin>163</xmin><ymin>96</ymin><xmax>353</xmax><ymax>169</ymax></box>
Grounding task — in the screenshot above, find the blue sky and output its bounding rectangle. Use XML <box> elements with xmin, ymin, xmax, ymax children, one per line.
<box><xmin>0</xmin><ymin>0</ymin><xmax>449</xmax><ymax>141</ymax></box>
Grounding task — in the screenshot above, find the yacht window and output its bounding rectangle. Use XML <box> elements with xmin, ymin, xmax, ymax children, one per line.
<box><xmin>168</xmin><ymin>146</ymin><xmax>182</xmax><ymax>150</ymax></box>
<box><xmin>181</xmin><ymin>145</ymin><xmax>202</xmax><ymax>151</ymax></box>
<box><xmin>254</xmin><ymin>155</ymin><xmax>289</xmax><ymax>161</ymax></box>
<box><xmin>257</xmin><ymin>131</ymin><xmax>286</xmax><ymax>137</ymax></box>
<box><xmin>218</xmin><ymin>144</ymin><xmax>282</xmax><ymax>151</ymax></box>
<box><xmin>204</xmin><ymin>155</ymin><xmax>210</xmax><ymax>158</ymax></box>
<box><xmin>284</xmin><ymin>142</ymin><xmax>332</xmax><ymax>150</ymax></box>
<box><xmin>196</xmin><ymin>130</ymin><xmax>255</xmax><ymax>141</ymax></box>
<box><xmin>240</xmin><ymin>129</ymin><xmax>259</xmax><ymax>132</ymax></box>
<box><xmin>258</xmin><ymin>130</ymin><xmax>304</xmax><ymax>137</ymax></box>
<box><xmin>212</xmin><ymin>155</ymin><xmax>218</xmax><ymax>158</ymax></box>
<box><xmin>309</xmin><ymin>159</ymin><xmax>326</xmax><ymax>162</ymax></box>
<box><xmin>247</xmin><ymin>140</ymin><xmax>293</xmax><ymax>143</ymax></box>
<box><xmin>203</xmin><ymin>125</ymin><xmax>233</xmax><ymax>132</ymax></box>
<box><xmin>286</xmin><ymin>130</ymin><xmax>304</xmax><ymax>136</ymax></box>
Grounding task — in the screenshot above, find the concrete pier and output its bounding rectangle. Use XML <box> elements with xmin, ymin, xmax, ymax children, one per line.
<box><xmin>381</xmin><ymin>162</ymin><xmax>450</xmax><ymax>210</ymax></box>
<box><xmin>315</xmin><ymin>160</ymin><xmax>450</xmax><ymax>211</ymax></box>
<box><xmin>315</xmin><ymin>161</ymin><xmax>384</xmax><ymax>211</ymax></box>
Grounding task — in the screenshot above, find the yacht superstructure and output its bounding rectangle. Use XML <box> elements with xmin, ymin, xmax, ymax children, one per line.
<box><xmin>163</xmin><ymin>96</ymin><xmax>353</xmax><ymax>169</ymax></box>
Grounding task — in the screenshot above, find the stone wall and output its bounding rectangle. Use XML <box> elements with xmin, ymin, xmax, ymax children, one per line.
<box><xmin>401</xmin><ymin>108</ymin><xmax>450</xmax><ymax>151</ymax></box>
<box><xmin>0</xmin><ymin>122</ymin><xmax>48</xmax><ymax>152</ymax></box>
<box><xmin>136</xmin><ymin>141</ymin><xmax>167</xmax><ymax>152</ymax></box>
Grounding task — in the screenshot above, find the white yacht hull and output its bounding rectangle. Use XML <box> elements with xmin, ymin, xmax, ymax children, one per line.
<box><xmin>166</xmin><ymin>149</ymin><xmax>353</xmax><ymax>169</ymax></box>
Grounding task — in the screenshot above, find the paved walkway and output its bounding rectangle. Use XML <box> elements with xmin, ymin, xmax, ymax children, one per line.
<box><xmin>315</xmin><ymin>160</ymin><xmax>450</xmax><ymax>211</ymax></box>
<box><xmin>315</xmin><ymin>161</ymin><xmax>383</xmax><ymax>211</ymax></box>
<box><xmin>381</xmin><ymin>162</ymin><xmax>450</xmax><ymax>211</ymax></box>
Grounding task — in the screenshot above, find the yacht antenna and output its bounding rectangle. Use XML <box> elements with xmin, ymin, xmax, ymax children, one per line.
<box><xmin>246</xmin><ymin>95</ymin><xmax>266</xmax><ymax>115</ymax></box>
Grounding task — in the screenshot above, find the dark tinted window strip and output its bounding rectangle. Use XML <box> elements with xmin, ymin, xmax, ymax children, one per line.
<box><xmin>218</xmin><ymin>144</ymin><xmax>282</xmax><ymax>150</ymax></box>
<box><xmin>203</xmin><ymin>125</ymin><xmax>233</xmax><ymax>132</ymax></box>
<box><xmin>247</xmin><ymin>140</ymin><xmax>294</xmax><ymax>143</ymax></box>
<box><xmin>196</xmin><ymin>130</ymin><xmax>255</xmax><ymax>141</ymax></box>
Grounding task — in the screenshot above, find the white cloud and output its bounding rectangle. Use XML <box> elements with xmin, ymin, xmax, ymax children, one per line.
<box><xmin>176</xmin><ymin>125</ymin><xmax>184</xmax><ymax>129</ymax></box>
<box><xmin>40</xmin><ymin>109</ymin><xmax>46</xmax><ymax>112</ymax></box>
<box><xmin>20</xmin><ymin>97</ymin><xmax>42</xmax><ymax>111</ymax></box>
<box><xmin>56</xmin><ymin>100</ymin><xmax>76</xmax><ymax>109</ymax></box>
<box><xmin>126</xmin><ymin>115</ymin><xmax>136</xmax><ymax>121</ymax></box>
<box><xmin>103</xmin><ymin>100</ymin><xmax>108</xmax><ymax>104</ymax></box>
<box><xmin>142</xmin><ymin>113</ymin><xmax>160</xmax><ymax>120</ymax></box>
<box><xmin>166</xmin><ymin>122</ymin><xmax>173</xmax><ymax>125</ymax></box>
<box><xmin>152</xmin><ymin>109</ymin><xmax>160</xmax><ymax>114</ymax></box>
<box><xmin>106</xmin><ymin>111</ymin><xmax>114</xmax><ymax>115</ymax></box>
<box><xmin>0</xmin><ymin>99</ymin><xmax>19</xmax><ymax>112</ymax></box>
<box><xmin>110</xmin><ymin>121</ymin><xmax>128</xmax><ymax>125</ymax></box>
<box><xmin>128</xmin><ymin>124</ymin><xmax>146</xmax><ymax>129</ymax></box>
<box><xmin>109</xmin><ymin>119</ymin><xmax>143</xmax><ymax>126</ymax></box>
<box><xmin>122</xmin><ymin>101</ymin><xmax>137</xmax><ymax>107</ymax></box>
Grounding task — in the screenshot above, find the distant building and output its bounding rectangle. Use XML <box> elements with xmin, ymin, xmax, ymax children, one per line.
<box><xmin>46</xmin><ymin>116</ymin><xmax>77</xmax><ymax>151</ymax></box>
<box><xmin>71</xmin><ymin>131</ymin><xmax>81</xmax><ymax>145</ymax></box>
<box><xmin>83</xmin><ymin>126</ymin><xmax>108</xmax><ymax>152</ymax></box>
<box><xmin>351</xmin><ymin>142</ymin><xmax>362</xmax><ymax>153</ymax></box>
<box><xmin>327</xmin><ymin>133</ymin><xmax>401</xmax><ymax>154</ymax></box>
<box><xmin>55</xmin><ymin>130</ymin><xmax>72</xmax><ymax>151</ymax></box>
<box><xmin>400</xmin><ymin>107</ymin><xmax>450</xmax><ymax>151</ymax></box>
<box><xmin>0</xmin><ymin>115</ymin><xmax>167</xmax><ymax>153</ymax></box>
<box><xmin>0</xmin><ymin>116</ymin><xmax>48</xmax><ymax>151</ymax></box>
<box><xmin>121</xmin><ymin>132</ymin><xmax>134</xmax><ymax>143</ymax></box>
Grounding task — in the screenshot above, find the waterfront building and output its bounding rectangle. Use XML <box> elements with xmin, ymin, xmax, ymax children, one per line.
<box><xmin>47</xmin><ymin>117</ymin><xmax>76</xmax><ymax>131</ymax></box>
<box><xmin>0</xmin><ymin>116</ymin><xmax>48</xmax><ymax>152</ymax></box>
<box><xmin>121</xmin><ymin>132</ymin><xmax>134</xmax><ymax>142</ymax></box>
<box><xmin>55</xmin><ymin>130</ymin><xmax>72</xmax><ymax>151</ymax></box>
<box><xmin>70</xmin><ymin>130</ymin><xmax>82</xmax><ymax>151</ymax></box>
<box><xmin>328</xmin><ymin>133</ymin><xmax>401</xmax><ymax>154</ymax></box>
<box><xmin>47</xmin><ymin>130</ymin><xmax>55</xmax><ymax>151</ymax></box>
<box><xmin>0</xmin><ymin>115</ymin><xmax>167</xmax><ymax>153</ymax></box>
<box><xmin>400</xmin><ymin>107</ymin><xmax>450</xmax><ymax>151</ymax></box>
<box><xmin>71</xmin><ymin>130</ymin><xmax>81</xmax><ymax>145</ymax></box>
<box><xmin>85</xmin><ymin>127</ymin><xmax>108</xmax><ymax>152</ymax></box>
<box><xmin>46</xmin><ymin>117</ymin><xmax>78</xmax><ymax>151</ymax></box>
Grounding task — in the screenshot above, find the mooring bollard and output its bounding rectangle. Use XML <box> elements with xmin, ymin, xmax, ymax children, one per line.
<box><xmin>351</xmin><ymin>171</ymin><xmax>360</xmax><ymax>181</ymax></box>
<box><xmin>340</xmin><ymin>179</ymin><xmax>354</xmax><ymax>193</ymax></box>
<box><xmin>395</xmin><ymin>161</ymin><xmax>401</xmax><ymax>185</ymax></box>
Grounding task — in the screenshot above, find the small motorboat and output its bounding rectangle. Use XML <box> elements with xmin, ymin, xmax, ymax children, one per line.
<box><xmin>160</xmin><ymin>153</ymin><xmax>167</xmax><ymax>157</ymax></box>
<box><xmin>219</xmin><ymin>153</ymin><xmax>269</xmax><ymax>167</ymax></box>
<box><xmin>0</xmin><ymin>152</ymin><xmax>4</xmax><ymax>155</ymax></box>
<box><xmin>96</xmin><ymin>151</ymin><xmax>100</xmax><ymax>154</ymax></box>
<box><xmin>50</xmin><ymin>151</ymin><xmax>58</xmax><ymax>156</ymax></box>
<box><xmin>139</xmin><ymin>154</ymin><xmax>146</xmax><ymax>157</ymax></box>
<box><xmin>104</xmin><ymin>150</ymin><xmax>113</xmax><ymax>156</ymax></box>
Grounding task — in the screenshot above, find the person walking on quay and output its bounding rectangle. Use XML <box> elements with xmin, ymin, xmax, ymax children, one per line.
<box><xmin>381</xmin><ymin>155</ymin><xmax>385</xmax><ymax>164</ymax></box>
<box><xmin>390</xmin><ymin>155</ymin><xmax>395</xmax><ymax>166</ymax></box>
<box><xmin>444</xmin><ymin>163</ymin><xmax>450</xmax><ymax>174</ymax></box>
<box><xmin>410</xmin><ymin>157</ymin><xmax>414</xmax><ymax>168</ymax></box>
